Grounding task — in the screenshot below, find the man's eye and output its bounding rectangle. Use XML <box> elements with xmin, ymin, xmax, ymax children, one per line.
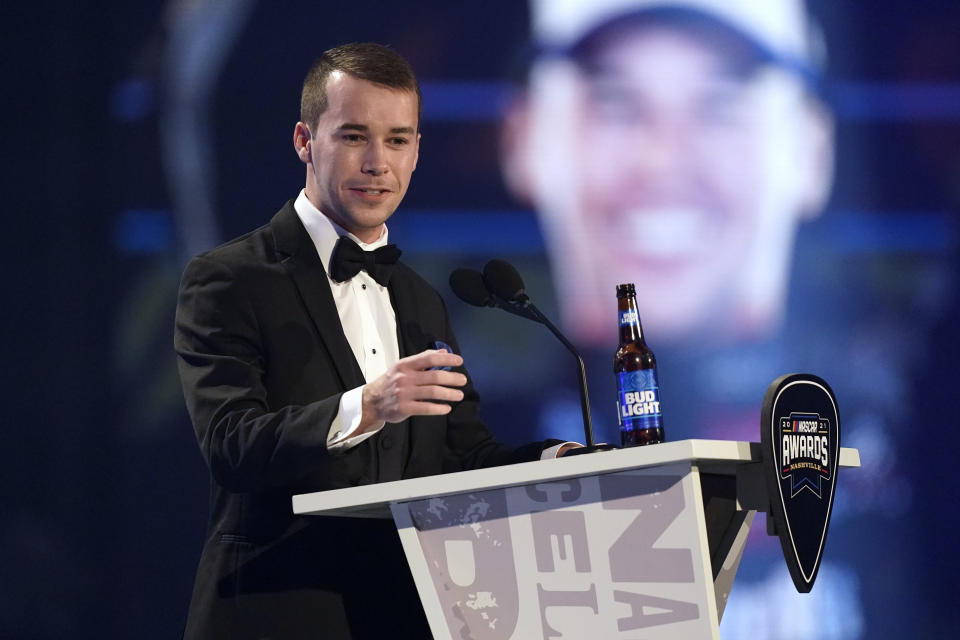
<box><xmin>588</xmin><ymin>82</ymin><xmax>641</xmax><ymax>122</ymax></box>
<box><xmin>343</xmin><ymin>134</ymin><xmax>364</xmax><ymax>143</ymax></box>
<box><xmin>699</xmin><ymin>92</ymin><xmax>747</xmax><ymax>126</ymax></box>
<box><xmin>389</xmin><ymin>137</ymin><xmax>409</xmax><ymax>145</ymax></box>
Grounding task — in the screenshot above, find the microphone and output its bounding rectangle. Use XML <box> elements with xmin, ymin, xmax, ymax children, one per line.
<box><xmin>450</xmin><ymin>267</ymin><xmax>539</xmax><ymax>322</ymax></box>
<box><xmin>451</xmin><ymin>259</ymin><xmax>611</xmax><ymax>452</ymax></box>
<box><xmin>449</xmin><ymin>268</ymin><xmax>492</xmax><ymax>307</ymax></box>
<box><xmin>481</xmin><ymin>259</ymin><xmax>528</xmax><ymax>303</ymax></box>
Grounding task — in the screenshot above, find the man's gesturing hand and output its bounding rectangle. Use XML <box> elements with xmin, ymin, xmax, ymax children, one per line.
<box><xmin>359</xmin><ymin>349</ymin><xmax>467</xmax><ymax>431</ymax></box>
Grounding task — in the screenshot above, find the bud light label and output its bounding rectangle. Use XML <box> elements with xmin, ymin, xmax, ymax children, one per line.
<box><xmin>617</xmin><ymin>369</ymin><xmax>662</xmax><ymax>432</ymax></box>
<box><xmin>619</xmin><ymin>310</ymin><xmax>639</xmax><ymax>327</ymax></box>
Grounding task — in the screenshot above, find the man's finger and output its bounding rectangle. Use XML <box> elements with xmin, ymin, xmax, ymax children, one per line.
<box><xmin>403</xmin><ymin>349</ymin><xmax>463</xmax><ymax>370</ymax></box>
<box><xmin>403</xmin><ymin>400</ymin><xmax>455</xmax><ymax>416</ymax></box>
<box><xmin>412</xmin><ymin>369</ymin><xmax>467</xmax><ymax>388</ymax></box>
<box><xmin>413</xmin><ymin>384</ymin><xmax>465</xmax><ymax>403</ymax></box>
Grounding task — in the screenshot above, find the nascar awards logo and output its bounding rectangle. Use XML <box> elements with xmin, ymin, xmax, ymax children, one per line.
<box><xmin>761</xmin><ymin>374</ymin><xmax>841</xmax><ymax>593</ymax></box>
<box><xmin>779</xmin><ymin>412</ymin><xmax>832</xmax><ymax>499</ymax></box>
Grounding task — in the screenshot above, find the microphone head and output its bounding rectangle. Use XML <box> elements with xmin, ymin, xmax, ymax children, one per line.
<box><xmin>482</xmin><ymin>259</ymin><xmax>526</xmax><ymax>302</ymax></box>
<box><xmin>449</xmin><ymin>268</ymin><xmax>492</xmax><ymax>307</ymax></box>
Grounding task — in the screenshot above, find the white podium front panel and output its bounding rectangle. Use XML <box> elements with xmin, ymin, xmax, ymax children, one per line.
<box><xmin>391</xmin><ymin>462</ymin><xmax>720</xmax><ymax>640</ymax></box>
<box><xmin>292</xmin><ymin>441</ymin><xmax>861</xmax><ymax>640</ymax></box>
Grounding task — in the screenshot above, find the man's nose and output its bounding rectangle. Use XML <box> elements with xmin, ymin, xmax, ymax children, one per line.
<box><xmin>361</xmin><ymin>143</ymin><xmax>389</xmax><ymax>176</ymax></box>
<box><xmin>622</xmin><ymin>116</ymin><xmax>694</xmax><ymax>190</ymax></box>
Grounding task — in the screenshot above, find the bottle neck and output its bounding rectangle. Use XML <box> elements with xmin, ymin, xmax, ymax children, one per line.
<box><xmin>618</xmin><ymin>295</ymin><xmax>645</xmax><ymax>345</ymax></box>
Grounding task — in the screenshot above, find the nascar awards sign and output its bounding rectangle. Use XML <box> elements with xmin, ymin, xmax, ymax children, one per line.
<box><xmin>761</xmin><ymin>373</ymin><xmax>841</xmax><ymax>593</ymax></box>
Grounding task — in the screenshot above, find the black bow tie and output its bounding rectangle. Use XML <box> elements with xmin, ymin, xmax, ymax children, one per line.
<box><xmin>329</xmin><ymin>236</ymin><xmax>402</xmax><ymax>286</ymax></box>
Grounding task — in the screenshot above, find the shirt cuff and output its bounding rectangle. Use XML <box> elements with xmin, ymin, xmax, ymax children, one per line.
<box><xmin>540</xmin><ymin>442</ymin><xmax>581</xmax><ymax>459</ymax></box>
<box><xmin>327</xmin><ymin>385</ymin><xmax>385</xmax><ymax>452</ymax></box>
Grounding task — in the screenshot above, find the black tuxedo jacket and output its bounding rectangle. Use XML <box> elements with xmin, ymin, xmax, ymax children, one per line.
<box><xmin>174</xmin><ymin>201</ymin><xmax>555</xmax><ymax>639</ymax></box>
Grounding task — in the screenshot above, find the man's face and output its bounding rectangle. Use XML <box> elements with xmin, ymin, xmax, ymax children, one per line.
<box><xmin>506</xmin><ymin>24</ymin><xmax>830</xmax><ymax>345</ymax></box>
<box><xmin>300</xmin><ymin>72</ymin><xmax>420</xmax><ymax>243</ymax></box>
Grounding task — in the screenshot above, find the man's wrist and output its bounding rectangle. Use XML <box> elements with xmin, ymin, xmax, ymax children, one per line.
<box><xmin>358</xmin><ymin>383</ymin><xmax>384</xmax><ymax>433</ymax></box>
<box><xmin>329</xmin><ymin>386</ymin><xmax>384</xmax><ymax>451</ymax></box>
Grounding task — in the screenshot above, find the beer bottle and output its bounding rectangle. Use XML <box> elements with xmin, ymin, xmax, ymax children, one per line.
<box><xmin>614</xmin><ymin>283</ymin><xmax>664</xmax><ymax>446</ymax></box>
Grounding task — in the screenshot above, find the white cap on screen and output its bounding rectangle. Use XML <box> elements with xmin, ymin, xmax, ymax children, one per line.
<box><xmin>530</xmin><ymin>0</ymin><xmax>821</xmax><ymax>66</ymax></box>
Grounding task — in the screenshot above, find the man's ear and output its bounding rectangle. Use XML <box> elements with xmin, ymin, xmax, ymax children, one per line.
<box><xmin>293</xmin><ymin>122</ymin><xmax>312</xmax><ymax>164</ymax></box>
<box><xmin>413</xmin><ymin>132</ymin><xmax>421</xmax><ymax>171</ymax></box>
<box><xmin>499</xmin><ymin>94</ymin><xmax>533</xmax><ymax>204</ymax></box>
<box><xmin>795</xmin><ymin>99</ymin><xmax>835</xmax><ymax>221</ymax></box>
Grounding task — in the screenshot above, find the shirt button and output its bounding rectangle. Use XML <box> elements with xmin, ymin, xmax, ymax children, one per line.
<box><xmin>380</xmin><ymin>436</ymin><xmax>393</xmax><ymax>450</ymax></box>
<box><xmin>372</xmin><ymin>348</ymin><xmax>377</xmax><ymax>354</ymax></box>
<box><xmin>361</xmin><ymin>283</ymin><xmax>367</xmax><ymax>290</ymax></box>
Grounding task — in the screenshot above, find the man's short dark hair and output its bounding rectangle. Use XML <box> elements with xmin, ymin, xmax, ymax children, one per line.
<box><xmin>301</xmin><ymin>42</ymin><xmax>422</xmax><ymax>130</ymax></box>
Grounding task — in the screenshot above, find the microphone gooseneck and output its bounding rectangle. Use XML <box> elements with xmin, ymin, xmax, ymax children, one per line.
<box><xmin>450</xmin><ymin>258</ymin><xmax>600</xmax><ymax>449</ymax></box>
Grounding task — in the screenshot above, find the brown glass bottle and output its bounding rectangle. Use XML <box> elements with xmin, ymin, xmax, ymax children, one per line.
<box><xmin>614</xmin><ymin>283</ymin><xmax>664</xmax><ymax>446</ymax></box>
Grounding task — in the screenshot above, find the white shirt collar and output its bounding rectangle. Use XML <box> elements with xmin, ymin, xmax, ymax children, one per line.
<box><xmin>293</xmin><ymin>189</ymin><xmax>390</xmax><ymax>272</ymax></box>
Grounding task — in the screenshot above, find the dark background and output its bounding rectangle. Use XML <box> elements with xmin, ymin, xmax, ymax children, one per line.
<box><xmin>3</xmin><ymin>1</ymin><xmax>958</xmax><ymax>637</ymax></box>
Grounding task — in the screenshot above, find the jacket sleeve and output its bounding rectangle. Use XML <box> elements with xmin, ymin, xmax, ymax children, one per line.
<box><xmin>174</xmin><ymin>254</ymin><xmax>350</xmax><ymax>493</ymax></box>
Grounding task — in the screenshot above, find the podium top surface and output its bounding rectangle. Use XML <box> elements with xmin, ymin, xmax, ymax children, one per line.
<box><xmin>292</xmin><ymin>439</ymin><xmax>860</xmax><ymax>519</ymax></box>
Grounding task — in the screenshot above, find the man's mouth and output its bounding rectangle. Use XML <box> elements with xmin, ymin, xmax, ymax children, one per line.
<box><xmin>617</xmin><ymin>206</ymin><xmax>712</xmax><ymax>259</ymax></box>
<box><xmin>346</xmin><ymin>187</ymin><xmax>393</xmax><ymax>202</ymax></box>
<box><xmin>349</xmin><ymin>187</ymin><xmax>390</xmax><ymax>195</ymax></box>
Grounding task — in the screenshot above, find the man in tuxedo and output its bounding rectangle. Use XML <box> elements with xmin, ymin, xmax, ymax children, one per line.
<box><xmin>175</xmin><ymin>43</ymin><xmax>568</xmax><ymax>639</ymax></box>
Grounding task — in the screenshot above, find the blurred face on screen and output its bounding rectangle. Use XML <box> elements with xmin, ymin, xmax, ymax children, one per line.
<box><xmin>502</xmin><ymin>20</ymin><xmax>832</xmax><ymax>346</ymax></box>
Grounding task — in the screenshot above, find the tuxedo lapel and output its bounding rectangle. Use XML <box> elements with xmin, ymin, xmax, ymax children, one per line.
<box><xmin>388</xmin><ymin>273</ymin><xmax>419</xmax><ymax>360</ymax></box>
<box><xmin>389</xmin><ymin>268</ymin><xmax>442</xmax><ymax>472</ymax></box>
<box><xmin>269</xmin><ymin>202</ymin><xmax>365</xmax><ymax>391</ymax></box>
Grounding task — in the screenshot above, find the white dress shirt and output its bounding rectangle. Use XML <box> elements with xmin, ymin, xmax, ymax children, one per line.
<box><xmin>293</xmin><ymin>190</ymin><xmax>574</xmax><ymax>458</ymax></box>
<box><xmin>294</xmin><ymin>190</ymin><xmax>396</xmax><ymax>450</ymax></box>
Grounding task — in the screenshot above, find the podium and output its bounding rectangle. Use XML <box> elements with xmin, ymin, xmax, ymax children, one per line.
<box><xmin>294</xmin><ymin>439</ymin><xmax>860</xmax><ymax>639</ymax></box>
